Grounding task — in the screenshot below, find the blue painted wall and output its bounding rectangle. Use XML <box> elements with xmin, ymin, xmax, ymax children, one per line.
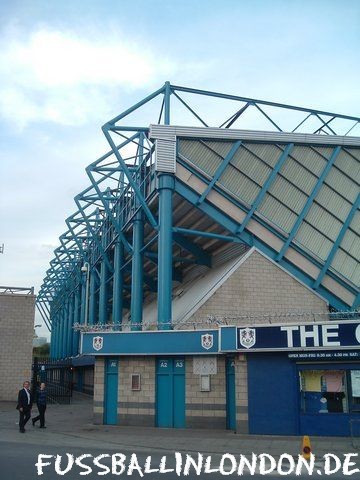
<box><xmin>248</xmin><ymin>354</ymin><xmax>299</xmax><ymax>434</ymax></box>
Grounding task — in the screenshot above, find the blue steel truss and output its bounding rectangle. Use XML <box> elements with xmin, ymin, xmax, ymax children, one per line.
<box><xmin>35</xmin><ymin>82</ymin><xmax>360</xmax><ymax>359</ymax></box>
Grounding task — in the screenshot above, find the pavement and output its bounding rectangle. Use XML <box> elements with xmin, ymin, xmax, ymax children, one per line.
<box><xmin>1</xmin><ymin>392</ymin><xmax>359</xmax><ymax>458</ymax></box>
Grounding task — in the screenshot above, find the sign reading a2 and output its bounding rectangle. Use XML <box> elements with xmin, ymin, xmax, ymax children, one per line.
<box><xmin>160</xmin><ymin>361</ymin><xmax>168</xmax><ymax>368</ymax></box>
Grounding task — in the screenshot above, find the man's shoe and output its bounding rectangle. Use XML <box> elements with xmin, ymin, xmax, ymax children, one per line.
<box><xmin>19</xmin><ymin>429</ymin><xmax>25</xmax><ymax>433</ymax></box>
<box><xmin>39</xmin><ymin>426</ymin><xmax>46</xmax><ymax>429</ymax></box>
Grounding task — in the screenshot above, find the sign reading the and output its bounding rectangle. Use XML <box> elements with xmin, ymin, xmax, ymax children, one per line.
<box><xmin>236</xmin><ymin>321</ymin><xmax>360</xmax><ymax>352</ymax></box>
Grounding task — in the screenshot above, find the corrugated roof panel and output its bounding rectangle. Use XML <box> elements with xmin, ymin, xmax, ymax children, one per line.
<box><xmin>340</xmin><ymin>230</ymin><xmax>360</xmax><ymax>261</ymax></box>
<box><xmin>259</xmin><ymin>195</ymin><xmax>297</xmax><ymax>232</ymax></box>
<box><xmin>325</xmin><ymin>169</ymin><xmax>359</xmax><ymax>203</ymax></box>
<box><xmin>311</xmin><ymin>146</ymin><xmax>335</xmax><ymax>160</ymax></box>
<box><xmin>350</xmin><ymin>210</ymin><xmax>360</xmax><ymax>235</ymax></box>
<box><xmin>269</xmin><ymin>176</ymin><xmax>308</xmax><ymax>214</ymax></box>
<box><xmin>231</xmin><ymin>149</ymin><xmax>271</xmax><ymax>186</ymax></box>
<box><xmin>331</xmin><ymin>249</ymin><xmax>359</xmax><ymax>286</ymax></box>
<box><xmin>243</xmin><ymin>143</ymin><xmax>282</xmax><ymax>168</ymax></box>
<box><xmin>218</xmin><ymin>165</ymin><xmax>260</xmax><ymax>205</ymax></box>
<box><xmin>334</xmin><ymin>149</ymin><xmax>360</xmax><ymax>184</ymax></box>
<box><xmin>316</xmin><ymin>184</ymin><xmax>352</xmax><ymax>222</ymax></box>
<box><xmin>179</xmin><ymin>139</ymin><xmax>221</xmax><ymax>176</ymax></box>
<box><xmin>305</xmin><ymin>204</ymin><xmax>342</xmax><ymax>241</ymax></box>
<box><xmin>203</xmin><ymin>140</ymin><xmax>234</xmax><ymax>158</ymax></box>
<box><xmin>279</xmin><ymin>157</ymin><xmax>317</xmax><ymax>195</ymax></box>
<box><xmin>296</xmin><ymin>223</ymin><xmax>333</xmax><ymax>260</ymax></box>
<box><xmin>344</xmin><ymin>148</ymin><xmax>360</xmax><ymax>161</ymax></box>
<box><xmin>291</xmin><ymin>146</ymin><xmax>327</xmax><ymax>176</ymax></box>
<box><xmin>353</xmin><ymin>263</ymin><xmax>360</xmax><ymax>287</ymax></box>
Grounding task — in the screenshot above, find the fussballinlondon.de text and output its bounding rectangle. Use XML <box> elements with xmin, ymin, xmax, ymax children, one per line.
<box><xmin>35</xmin><ymin>452</ymin><xmax>360</xmax><ymax>476</ymax></box>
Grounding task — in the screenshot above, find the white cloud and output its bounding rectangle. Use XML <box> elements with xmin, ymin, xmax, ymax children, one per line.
<box><xmin>0</xmin><ymin>27</ymin><xmax>176</xmax><ymax>126</ymax></box>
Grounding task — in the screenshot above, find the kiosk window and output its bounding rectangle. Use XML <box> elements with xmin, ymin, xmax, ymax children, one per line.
<box><xmin>349</xmin><ymin>370</ymin><xmax>360</xmax><ymax>413</ymax></box>
<box><xmin>299</xmin><ymin>370</ymin><xmax>348</xmax><ymax>414</ymax></box>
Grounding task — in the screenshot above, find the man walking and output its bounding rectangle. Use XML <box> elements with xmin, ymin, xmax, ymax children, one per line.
<box><xmin>32</xmin><ymin>382</ymin><xmax>47</xmax><ymax>428</ymax></box>
<box><xmin>17</xmin><ymin>380</ymin><xmax>33</xmax><ymax>433</ymax></box>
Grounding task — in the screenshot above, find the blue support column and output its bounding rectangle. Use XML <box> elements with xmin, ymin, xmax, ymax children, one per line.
<box><xmin>237</xmin><ymin>143</ymin><xmax>294</xmax><ymax>234</ymax></box>
<box><xmin>60</xmin><ymin>306</ymin><xmax>66</xmax><ymax>359</ymax></box>
<box><xmin>131</xmin><ymin>212</ymin><xmax>144</xmax><ymax>331</ymax></box>
<box><xmin>197</xmin><ymin>140</ymin><xmax>242</xmax><ymax>205</ymax></box>
<box><xmin>53</xmin><ymin>316</ymin><xmax>58</xmax><ymax>359</ymax></box>
<box><xmin>72</xmin><ymin>288</ymin><xmax>80</xmax><ymax>355</ymax></box>
<box><xmin>353</xmin><ymin>292</ymin><xmax>360</xmax><ymax>310</ymax></box>
<box><xmin>50</xmin><ymin>307</ymin><xmax>55</xmax><ymax>358</ymax></box>
<box><xmin>57</xmin><ymin>314</ymin><xmax>61</xmax><ymax>359</ymax></box>
<box><xmin>58</xmin><ymin>314</ymin><xmax>62</xmax><ymax>359</ymax></box>
<box><xmin>80</xmin><ymin>273</ymin><xmax>86</xmax><ymax>325</ymax></box>
<box><xmin>112</xmin><ymin>240</ymin><xmax>124</xmax><ymax>327</ymax></box>
<box><xmin>157</xmin><ymin>174</ymin><xmax>175</xmax><ymax>329</ymax></box>
<box><xmin>88</xmin><ymin>269</ymin><xmax>97</xmax><ymax>325</ymax></box>
<box><xmin>314</xmin><ymin>192</ymin><xmax>360</xmax><ymax>290</ymax></box>
<box><xmin>276</xmin><ymin>146</ymin><xmax>341</xmax><ymax>261</ymax></box>
<box><xmin>67</xmin><ymin>295</ymin><xmax>74</xmax><ymax>358</ymax></box>
<box><xmin>63</xmin><ymin>299</ymin><xmax>69</xmax><ymax>357</ymax></box>
<box><xmin>99</xmin><ymin>256</ymin><xmax>108</xmax><ymax>324</ymax></box>
<box><xmin>164</xmin><ymin>81</ymin><xmax>171</xmax><ymax>125</ymax></box>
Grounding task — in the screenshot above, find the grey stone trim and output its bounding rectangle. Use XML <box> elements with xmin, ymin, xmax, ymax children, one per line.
<box><xmin>186</xmin><ymin>416</ymin><xmax>226</xmax><ymax>429</ymax></box>
<box><xmin>186</xmin><ymin>403</ymin><xmax>226</xmax><ymax>411</ymax></box>
<box><xmin>236</xmin><ymin>405</ymin><xmax>248</xmax><ymax>414</ymax></box>
<box><xmin>94</xmin><ymin>401</ymin><xmax>103</xmax><ymax>407</ymax></box>
<box><xmin>150</xmin><ymin>124</ymin><xmax>360</xmax><ymax>147</ymax></box>
<box><xmin>118</xmin><ymin>401</ymin><xmax>155</xmax><ymax>409</ymax></box>
<box><xmin>236</xmin><ymin>420</ymin><xmax>249</xmax><ymax>434</ymax></box>
<box><xmin>118</xmin><ymin>414</ymin><xmax>155</xmax><ymax>427</ymax></box>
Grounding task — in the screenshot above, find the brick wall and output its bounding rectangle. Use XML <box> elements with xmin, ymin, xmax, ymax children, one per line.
<box><xmin>93</xmin><ymin>357</ymin><xmax>104</xmax><ymax>424</ymax></box>
<box><xmin>235</xmin><ymin>356</ymin><xmax>248</xmax><ymax>433</ymax></box>
<box><xmin>93</xmin><ymin>356</ymin><xmax>156</xmax><ymax>426</ymax></box>
<box><xmin>186</xmin><ymin>249</ymin><xmax>328</xmax><ymax>432</ymax></box>
<box><xmin>189</xmin><ymin>250</ymin><xmax>328</xmax><ymax>326</ymax></box>
<box><xmin>0</xmin><ymin>293</ymin><xmax>35</xmax><ymax>401</ymax></box>
<box><xmin>118</xmin><ymin>356</ymin><xmax>155</xmax><ymax>426</ymax></box>
<box><xmin>186</xmin><ymin>356</ymin><xmax>226</xmax><ymax>429</ymax></box>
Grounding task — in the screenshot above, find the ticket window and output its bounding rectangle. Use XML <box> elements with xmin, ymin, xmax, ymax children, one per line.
<box><xmin>299</xmin><ymin>369</ymin><xmax>349</xmax><ymax>414</ymax></box>
<box><xmin>349</xmin><ymin>370</ymin><xmax>360</xmax><ymax>413</ymax></box>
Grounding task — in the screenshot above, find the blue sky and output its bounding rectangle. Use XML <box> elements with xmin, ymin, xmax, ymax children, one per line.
<box><xmin>0</xmin><ymin>0</ymin><xmax>359</xmax><ymax>337</ymax></box>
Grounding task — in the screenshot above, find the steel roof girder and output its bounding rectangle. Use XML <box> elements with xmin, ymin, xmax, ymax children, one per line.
<box><xmin>174</xmin><ymin>178</ymin><xmax>352</xmax><ymax>311</ymax></box>
<box><xmin>276</xmin><ymin>146</ymin><xmax>342</xmax><ymax>262</ymax></box>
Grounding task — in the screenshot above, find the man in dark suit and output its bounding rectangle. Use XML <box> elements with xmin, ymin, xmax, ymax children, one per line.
<box><xmin>17</xmin><ymin>380</ymin><xmax>33</xmax><ymax>433</ymax></box>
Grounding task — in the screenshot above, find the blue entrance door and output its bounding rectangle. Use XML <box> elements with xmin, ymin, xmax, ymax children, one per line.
<box><xmin>156</xmin><ymin>358</ymin><xmax>185</xmax><ymax>428</ymax></box>
<box><xmin>104</xmin><ymin>358</ymin><xmax>118</xmax><ymax>425</ymax></box>
<box><xmin>226</xmin><ymin>357</ymin><xmax>236</xmax><ymax>430</ymax></box>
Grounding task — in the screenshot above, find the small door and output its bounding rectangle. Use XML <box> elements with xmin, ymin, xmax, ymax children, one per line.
<box><xmin>226</xmin><ymin>357</ymin><xmax>236</xmax><ymax>430</ymax></box>
<box><xmin>104</xmin><ymin>358</ymin><xmax>118</xmax><ymax>425</ymax></box>
<box><xmin>156</xmin><ymin>358</ymin><xmax>185</xmax><ymax>428</ymax></box>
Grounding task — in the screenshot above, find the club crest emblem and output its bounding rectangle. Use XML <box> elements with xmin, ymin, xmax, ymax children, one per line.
<box><xmin>201</xmin><ymin>333</ymin><xmax>214</xmax><ymax>350</ymax></box>
<box><xmin>93</xmin><ymin>336</ymin><xmax>104</xmax><ymax>351</ymax></box>
<box><xmin>239</xmin><ymin>328</ymin><xmax>256</xmax><ymax>349</ymax></box>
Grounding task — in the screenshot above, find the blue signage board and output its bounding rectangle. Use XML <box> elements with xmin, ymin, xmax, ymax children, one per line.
<box><xmin>81</xmin><ymin>329</ymin><xmax>218</xmax><ymax>355</ymax></box>
<box><xmin>235</xmin><ymin>321</ymin><xmax>360</xmax><ymax>352</ymax></box>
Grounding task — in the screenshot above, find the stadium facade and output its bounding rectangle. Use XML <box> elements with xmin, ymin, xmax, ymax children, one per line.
<box><xmin>37</xmin><ymin>83</ymin><xmax>360</xmax><ymax>436</ymax></box>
